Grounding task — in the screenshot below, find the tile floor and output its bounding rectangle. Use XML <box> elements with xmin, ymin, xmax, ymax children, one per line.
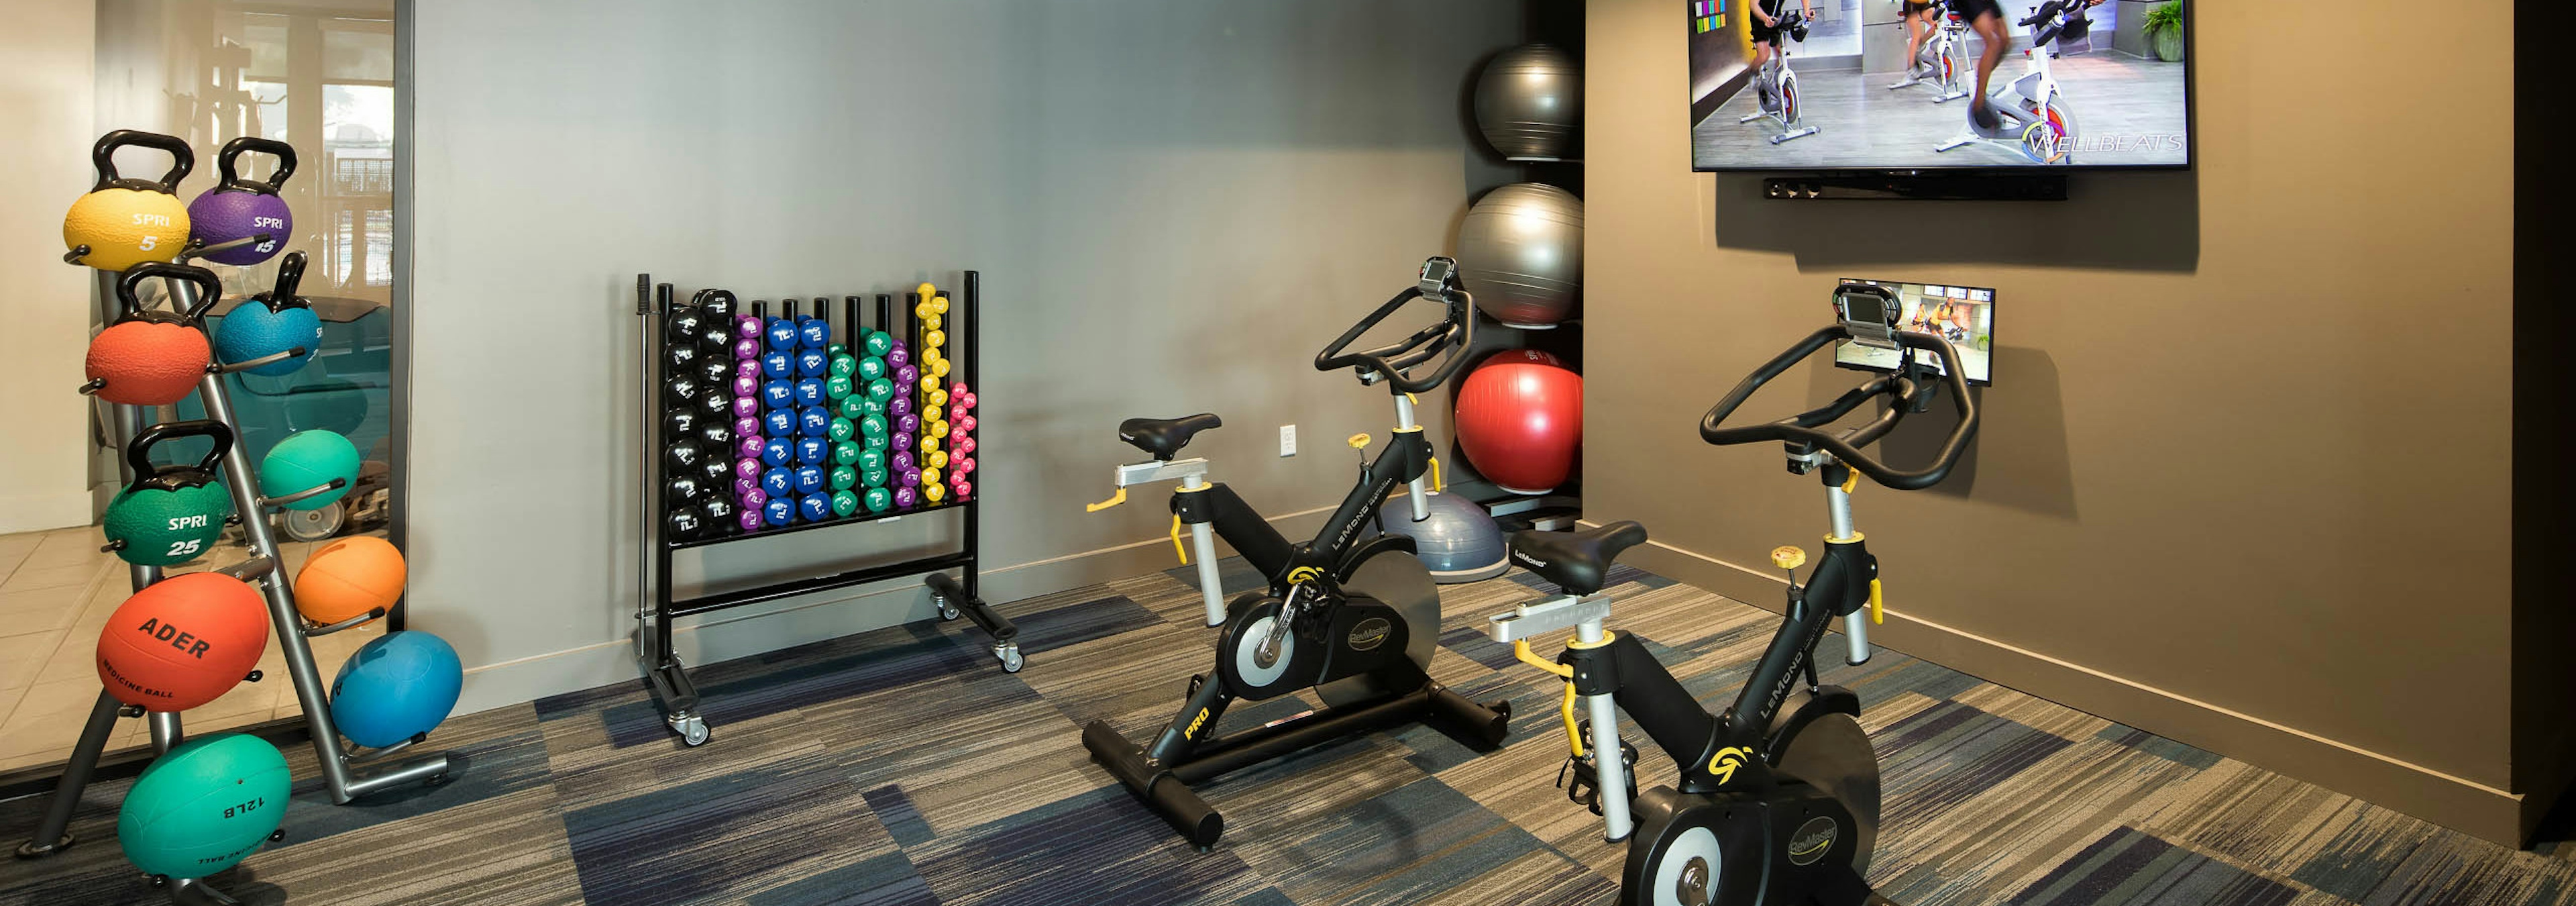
<box><xmin>0</xmin><ymin>524</ymin><xmax>376</xmax><ymax>774</ymax></box>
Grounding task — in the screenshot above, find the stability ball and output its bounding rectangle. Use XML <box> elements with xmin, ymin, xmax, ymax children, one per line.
<box><xmin>329</xmin><ymin>631</ymin><xmax>462</xmax><ymax>748</ymax></box>
<box><xmin>1454</xmin><ymin>184</ymin><xmax>1583</xmax><ymax>328</ymax></box>
<box><xmin>1375</xmin><ymin>491</ymin><xmax>1509</xmax><ymax>583</ymax></box>
<box><xmin>294</xmin><ymin>536</ymin><xmax>406</xmax><ymax>625</ymax></box>
<box><xmin>1454</xmin><ymin>352</ymin><xmax>1582</xmax><ymax>495</ymax></box>
<box><xmin>97</xmin><ymin>572</ymin><xmax>270</xmax><ymax>712</ymax></box>
<box><xmin>1473</xmin><ymin>45</ymin><xmax>1582</xmax><ymax>160</ymax></box>
<box><xmin>117</xmin><ymin>734</ymin><xmax>290</xmax><ymax>879</ymax></box>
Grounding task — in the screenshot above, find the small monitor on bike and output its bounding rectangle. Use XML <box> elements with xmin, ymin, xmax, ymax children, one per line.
<box><xmin>1831</xmin><ymin>279</ymin><xmax>1995</xmax><ymax>387</ymax></box>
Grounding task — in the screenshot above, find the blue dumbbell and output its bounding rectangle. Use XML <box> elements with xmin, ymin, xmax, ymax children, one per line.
<box><xmin>796</xmin><ymin>349</ymin><xmax>828</xmax><ymax>378</ymax></box>
<box><xmin>761</xmin><ymin>437</ymin><xmax>793</xmax><ymax>467</ymax></box>
<box><xmin>794</xmin><ymin>377</ymin><xmax>825</xmax><ymax>407</ymax></box>
<box><xmin>798</xmin><ymin>493</ymin><xmax>832</xmax><ymax>521</ymax></box>
<box><xmin>798</xmin><ymin>318</ymin><xmax>830</xmax><ymax>350</ymax></box>
<box><xmin>796</xmin><ymin>437</ymin><xmax>828</xmax><ymax>465</ymax></box>
<box><xmin>766</xmin><ymin>317</ymin><xmax>798</xmax><ymax>351</ymax></box>
<box><xmin>761</xmin><ymin>380</ymin><xmax>793</xmax><ymax>410</ymax></box>
<box><xmin>794</xmin><ymin>465</ymin><xmax>825</xmax><ymax>496</ymax></box>
<box><xmin>763</xmin><ymin>409</ymin><xmax>796</xmax><ymax>437</ymax></box>
<box><xmin>763</xmin><ymin>496</ymin><xmax>795</xmax><ymax>526</ymax></box>
<box><xmin>761</xmin><ymin>351</ymin><xmax>792</xmax><ymax>379</ymax></box>
<box><xmin>799</xmin><ymin>407</ymin><xmax>831</xmax><ymax>437</ymax></box>
<box><xmin>762</xmin><ymin>468</ymin><xmax>794</xmax><ymax>499</ymax></box>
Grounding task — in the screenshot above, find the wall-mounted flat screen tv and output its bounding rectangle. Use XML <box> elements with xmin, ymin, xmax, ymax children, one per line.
<box><xmin>1688</xmin><ymin>0</ymin><xmax>2192</xmax><ymax>171</ymax></box>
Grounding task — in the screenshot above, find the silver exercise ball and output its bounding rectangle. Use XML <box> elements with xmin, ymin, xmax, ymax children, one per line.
<box><xmin>1474</xmin><ymin>45</ymin><xmax>1582</xmax><ymax>160</ymax></box>
<box><xmin>1456</xmin><ymin>183</ymin><xmax>1584</xmax><ymax>329</ymax></box>
<box><xmin>1375</xmin><ymin>491</ymin><xmax>1509</xmax><ymax>584</ymax></box>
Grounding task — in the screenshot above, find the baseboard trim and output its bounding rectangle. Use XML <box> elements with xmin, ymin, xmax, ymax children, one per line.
<box><xmin>0</xmin><ymin>491</ymin><xmax>89</xmax><ymax>535</ymax></box>
<box><xmin>1616</xmin><ymin>533</ymin><xmax>2530</xmax><ymax>846</ymax></box>
<box><xmin>449</xmin><ymin>505</ymin><xmax>1338</xmax><ymax>717</ymax></box>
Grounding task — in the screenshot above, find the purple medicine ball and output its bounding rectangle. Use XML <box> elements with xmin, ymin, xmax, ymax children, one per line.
<box><xmin>186</xmin><ymin>189</ymin><xmax>291</xmax><ymax>266</ymax></box>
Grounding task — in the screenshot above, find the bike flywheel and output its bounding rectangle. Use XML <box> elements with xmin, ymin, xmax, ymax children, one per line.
<box><xmin>1774</xmin><ymin>711</ymin><xmax>1881</xmax><ymax>877</ymax></box>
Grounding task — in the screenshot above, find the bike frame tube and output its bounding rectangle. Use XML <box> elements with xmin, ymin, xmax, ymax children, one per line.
<box><xmin>1307</xmin><ymin>433</ymin><xmax>1426</xmax><ymax>564</ymax></box>
<box><xmin>1391</xmin><ymin>394</ymin><xmax>1429</xmax><ymax>521</ymax></box>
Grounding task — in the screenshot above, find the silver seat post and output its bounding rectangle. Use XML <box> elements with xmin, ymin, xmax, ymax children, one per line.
<box><xmin>1576</xmin><ymin>612</ymin><xmax>1634</xmax><ymax>841</ymax></box>
<box><xmin>1180</xmin><ymin>472</ymin><xmax>1226</xmax><ymax>626</ymax></box>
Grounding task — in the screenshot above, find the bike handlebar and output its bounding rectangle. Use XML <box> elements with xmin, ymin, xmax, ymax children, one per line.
<box><xmin>1314</xmin><ymin>266</ymin><xmax>1477</xmax><ymax>395</ymax></box>
<box><xmin>1698</xmin><ymin>326</ymin><xmax>1980</xmax><ymax>490</ymax></box>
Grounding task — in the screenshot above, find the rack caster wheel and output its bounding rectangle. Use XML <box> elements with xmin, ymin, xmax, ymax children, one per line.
<box><xmin>934</xmin><ymin>593</ymin><xmax>961</xmax><ymax>621</ymax></box>
<box><xmin>425</xmin><ymin>771</ymin><xmax>453</xmax><ymax>787</ymax></box>
<box><xmin>268</xmin><ymin>829</ymin><xmax>286</xmax><ymax>843</ymax></box>
<box><xmin>668</xmin><ymin>712</ymin><xmax>710</xmax><ymax>747</ymax></box>
<box><xmin>995</xmin><ymin>644</ymin><xmax>1024</xmax><ymax>673</ymax></box>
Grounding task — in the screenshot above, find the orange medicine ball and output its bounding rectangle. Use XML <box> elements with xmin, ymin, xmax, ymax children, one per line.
<box><xmin>293</xmin><ymin>536</ymin><xmax>407</xmax><ymax>625</ymax></box>
<box><xmin>96</xmin><ymin>572</ymin><xmax>270</xmax><ymax>712</ymax></box>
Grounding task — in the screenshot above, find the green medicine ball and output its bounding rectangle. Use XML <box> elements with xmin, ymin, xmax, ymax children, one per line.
<box><xmin>864</xmin><ymin>378</ymin><xmax>894</xmax><ymax>403</ymax></box>
<box><xmin>829</xmin><ymin>354</ymin><xmax>858</xmax><ymax>379</ymax></box>
<box><xmin>259</xmin><ymin>430</ymin><xmax>360</xmax><ymax>511</ymax></box>
<box><xmin>827</xmin><ymin>418</ymin><xmax>855</xmax><ymax>444</ymax></box>
<box><xmin>829</xmin><ymin>465</ymin><xmax>857</xmax><ymax>491</ymax></box>
<box><xmin>863</xmin><ymin>487</ymin><xmax>893</xmax><ymax>513</ymax></box>
<box><xmin>830</xmin><ymin>489</ymin><xmax>859</xmax><ymax>517</ymax></box>
<box><xmin>103</xmin><ymin>482</ymin><xmax>231</xmax><ymax>567</ymax></box>
<box><xmin>857</xmin><ymin>356</ymin><xmax>886</xmax><ymax>382</ymax></box>
<box><xmin>833</xmin><ymin>441</ymin><xmax>861</xmax><ymax>466</ymax></box>
<box><xmin>118</xmin><ymin>734</ymin><xmax>291</xmax><ymax>879</ymax></box>
<box><xmin>861</xmin><ymin>330</ymin><xmax>894</xmax><ymax>358</ymax></box>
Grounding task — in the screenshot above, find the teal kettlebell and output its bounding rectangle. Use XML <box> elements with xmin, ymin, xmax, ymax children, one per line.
<box><xmin>103</xmin><ymin>421</ymin><xmax>234</xmax><ymax>566</ymax></box>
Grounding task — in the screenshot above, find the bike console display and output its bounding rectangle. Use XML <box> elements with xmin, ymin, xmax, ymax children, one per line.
<box><xmin>1703</xmin><ymin>285</ymin><xmax>1983</xmax><ymax>490</ymax></box>
<box><xmin>1832</xmin><ymin>278</ymin><xmax>1994</xmax><ymax>387</ymax></box>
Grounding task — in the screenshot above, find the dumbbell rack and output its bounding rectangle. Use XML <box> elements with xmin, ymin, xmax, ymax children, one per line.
<box><xmin>17</xmin><ymin>242</ymin><xmax>453</xmax><ymax>906</ymax></box>
<box><xmin>633</xmin><ymin>271</ymin><xmax>1016</xmax><ymax>748</ymax></box>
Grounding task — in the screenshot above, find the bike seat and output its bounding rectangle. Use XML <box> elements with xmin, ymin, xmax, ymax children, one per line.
<box><xmin>1508</xmin><ymin>521</ymin><xmax>1649</xmax><ymax>596</ymax></box>
<box><xmin>1118</xmin><ymin>413</ymin><xmax>1222</xmax><ymax>461</ymax></box>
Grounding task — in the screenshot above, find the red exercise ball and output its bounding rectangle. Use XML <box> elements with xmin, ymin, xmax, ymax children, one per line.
<box><xmin>1454</xmin><ymin>352</ymin><xmax>1582</xmax><ymax>495</ymax></box>
<box><xmin>97</xmin><ymin>572</ymin><xmax>270</xmax><ymax>712</ymax></box>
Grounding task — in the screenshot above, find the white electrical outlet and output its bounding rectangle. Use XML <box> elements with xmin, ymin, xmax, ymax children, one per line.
<box><xmin>1279</xmin><ymin>424</ymin><xmax>1297</xmax><ymax>457</ymax></box>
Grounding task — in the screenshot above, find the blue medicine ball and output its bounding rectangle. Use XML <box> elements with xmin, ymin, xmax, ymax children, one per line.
<box><xmin>328</xmin><ymin>631</ymin><xmax>463</xmax><ymax>749</ymax></box>
<box><xmin>212</xmin><ymin>304</ymin><xmax>322</xmax><ymax>377</ymax></box>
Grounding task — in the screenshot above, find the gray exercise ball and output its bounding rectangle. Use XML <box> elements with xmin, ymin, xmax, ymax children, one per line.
<box><xmin>1375</xmin><ymin>491</ymin><xmax>1509</xmax><ymax>584</ymax></box>
<box><xmin>1455</xmin><ymin>183</ymin><xmax>1583</xmax><ymax>329</ymax></box>
<box><xmin>1474</xmin><ymin>45</ymin><xmax>1582</xmax><ymax>160</ymax></box>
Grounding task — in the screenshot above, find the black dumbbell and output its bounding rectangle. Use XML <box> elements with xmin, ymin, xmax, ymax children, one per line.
<box><xmin>666</xmin><ymin>309</ymin><xmax>705</xmax><ymax>344</ymax></box>
<box><xmin>700</xmin><ymin>497</ymin><xmax>738</xmax><ymax>534</ymax></box>
<box><xmin>666</xmin><ymin>342</ymin><xmax>700</xmax><ymax>372</ymax></box>
<box><xmin>694</xmin><ymin>357</ymin><xmax>731</xmax><ymax>387</ymax></box>
<box><xmin>667</xmin><ymin>474</ymin><xmax>705</xmax><ymax>503</ymax></box>
<box><xmin>698</xmin><ymin>423</ymin><xmax>733</xmax><ymax>450</ymax></box>
<box><xmin>696</xmin><ymin>455</ymin><xmax>730</xmax><ymax>487</ymax></box>
<box><xmin>664</xmin><ymin>376</ymin><xmax>702</xmax><ymax>408</ymax></box>
<box><xmin>694</xmin><ymin>389</ymin><xmax>731</xmax><ymax>419</ymax></box>
<box><xmin>665</xmin><ymin>409</ymin><xmax>699</xmax><ymax>440</ymax></box>
<box><xmin>664</xmin><ymin>440</ymin><xmax>704</xmax><ymax>472</ymax></box>
<box><xmin>665</xmin><ymin>505</ymin><xmax>704</xmax><ymax>542</ymax></box>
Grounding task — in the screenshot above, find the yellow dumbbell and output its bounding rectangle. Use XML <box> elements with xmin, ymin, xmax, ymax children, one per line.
<box><xmin>929</xmin><ymin>449</ymin><xmax>949</xmax><ymax>469</ymax></box>
<box><xmin>922</xmin><ymin>466</ymin><xmax>943</xmax><ymax>486</ymax></box>
<box><xmin>924</xmin><ymin>313</ymin><xmax>943</xmax><ymax>333</ymax></box>
<box><xmin>928</xmin><ymin>388</ymin><xmax>950</xmax><ymax>408</ymax></box>
<box><xmin>928</xmin><ymin>294</ymin><xmax>950</xmax><ymax>315</ymax></box>
<box><xmin>928</xmin><ymin>358</ymin><xmax>951</xmax><ymax>378</ymax></box>
<box><xmin>926</xmin><ymin>329</ymin><xmax>947</xmax><ymax>350</ymax></box>
<box><xmin>920</xmin><ymin>374</ymin><xmax>941</xmax><ymax>393</ymax></box>
<box><xmin>924</xmin><ymin>483</ymin><xmax>946</xmax><ymax>502</ymax></box>
<box><xmin>919</xmin><ymin>435</ymin><xmax>941</xmax><ymax>454</ymax></box>
<box><xmin>930</xmin><ymin>419</ymin><xmax>950</xmax><ymax>439</ymax></box>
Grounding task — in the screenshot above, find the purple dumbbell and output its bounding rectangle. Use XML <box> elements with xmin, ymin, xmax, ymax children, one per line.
<box><xmin>734</xmin><ymin>416</ymin><xmax>761</xmax><ymax>438</ymax></box>
<box><xmin>733</xmin><ymin>473</ymin><xmax>759</xmax><ymax>499</ymax></box>
<box><xmin>737</xmin><ymin>436</ymin><xmax>763</xmax><ymax>460</ymax></box>
<box><xmin>732</xmin><ymin>397</ymin><xmax>759</xmax><ymax>419</ymax></box>
<box><xmin>892</xmin><ymin>450</ymin><xmax>914</xmax><ymax>472</ymax></box>
<box><xmin>739</xmin><ymin>509</ymin><xmax>765</xmax><ymax>532</ymax></box>
<box><xmin>887</xmin><ymin>344</ymin><xmax>910</xmax><ymax>369</ymax></box>
<box><xmin>737</xmin><ymin>358</ymin><xmax>762</xmax><ymax>383</ymax></box>
<box><xmin>733</xmin><ymin>337</ymin><xmax>761</xmax><ymax>360</ymax></box>
<box><xmin>732</xmin><ymin>374</ymin><xmax>759</xmax><ymax>398</ymax></box>
<box><xmin>894</xmin><ymin>364</ymin><xmax>918</xmax><ymax>387</ymax></box>
<box><xmin>888</xmin><ymin>395</ymin><xmax>912</xmax><ymax>419</ymax></box>
<box><xmin>893</xmin><ymin>485</ymin><xmax>918</xmax><ymax>509</ymax></box>
<box><xmin>737</xmin><ymin>315</ymin><xmax>763</xmax><ymax>342</ymax></box>
<box><xmin>898</xmin><ymin>467</ymin><xmax>922</xmax><ymax>488</ymax></box>
<box><xmin>896</xmin><ymin>413</ymin><xmax>919</xmax><ymax>437</ymax></box>
<box><xmin>736</xmin><ymin>458</ymin><xmax>762</xmax><ymax>483</ymax></box>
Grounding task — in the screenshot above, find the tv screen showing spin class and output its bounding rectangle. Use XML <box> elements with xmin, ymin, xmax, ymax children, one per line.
<box><xmin>1686</xmin><ymin>0</ymin><xmax>2192</xmax><ymax>170</ymax></box>
<box><xmin>1834</xmin><ymin>279</ymin><xmax>1995</xmax><ymax>386</ymax></box>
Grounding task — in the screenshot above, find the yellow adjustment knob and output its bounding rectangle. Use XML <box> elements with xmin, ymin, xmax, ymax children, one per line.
<box><xmin>1170</xmin><ymin>514</ymin><xmax>1189</xmax><ymax>564</ymax></box>
<box><xmin>1841</xmin><ymin>469</ymin><xmax>1860</xmax><ymax>495</ymax></box>
<box><xmin>1348</xmin><ymin>433</ymin><xmax>1372</xmax><ymax>450</ymax></box>
<box><xmin>1770</xmin><ymin>546</ymin><xmax>1808</xmax><ymax>570</ymax></box>
<box><xmin>1086</xmin><ymin>487</ymin><xmax>1128</xmax><ymax>512</ymax></box>
<box><xmin>1868</xmin><ymin>578</ymin><xmax>1884</xmax><ymax>625</ymax></box>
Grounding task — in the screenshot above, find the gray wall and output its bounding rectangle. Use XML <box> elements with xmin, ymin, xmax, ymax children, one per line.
<box><xmin>407</xmin><ymin>1</ymin><xmax>1520</xmax><ymax>710</ymax></box>
<box><xmin>0</xmin><ymin>4</ymin><xmax>97</xmax><ymax>534</ymax></box>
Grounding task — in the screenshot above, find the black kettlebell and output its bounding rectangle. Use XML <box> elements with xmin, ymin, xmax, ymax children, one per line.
<box><xmin>102</xmin><ymin>420</ymin><xmax>235</xmax><ymax>566</ymax></box>
<box><xmin>664</xmin><ymin>409</ymin><xmax>699</xmax><ymax>440</ymax></box>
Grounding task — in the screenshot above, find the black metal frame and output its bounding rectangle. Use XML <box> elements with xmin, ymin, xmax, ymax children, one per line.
<box><xmin>631</xmin><ymin>271</ymin><xmax>1017</xmax><ymax>748</ymax></box>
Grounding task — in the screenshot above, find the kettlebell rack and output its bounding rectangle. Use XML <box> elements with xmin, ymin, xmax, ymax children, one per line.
<box><xmin>633</xmin><ymin>271</ymin><xmax>1015</xmax><ymax>749</ymax></box>
<box><xmin>19</xmin><ymin>242</ymin><xmax>453</xmax><ymax>906</ymax></box>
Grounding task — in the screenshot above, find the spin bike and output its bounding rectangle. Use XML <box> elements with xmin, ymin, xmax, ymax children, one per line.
<box><xmin>1486</xmin><ymin>284</ymin><xmax>1978</xmax><ymax>905</ymax></box>
<box><xmin>1886</xmin><ymin>0</ymin><xmax>1970</xmax><ymax>103</ymax></box>
<box><xmin>1739</xmin><ymin>8</ymin><xmax>1820</xmax><ymax>145</ymax></box>
<box><xmin>1083</xmin><ymin>257</ymin><xmax>1512</xmax><ymax>848</ymax></box>
<box><xmin>1935</xmin><ymin>0</ymin><xmax>2092</xmax><ymax>163</ymax></box>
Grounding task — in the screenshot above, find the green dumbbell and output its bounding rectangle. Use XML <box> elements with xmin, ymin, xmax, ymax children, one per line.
<box><xmin>833</xmin><ymin>441</ymin><xmax>861</xmax><ymax>466</ymax></box>
<box><xmin>863</xmin><ymin>486</ymin><xmax>893</xmax><ymax>513</ymax></box>
<box><xmin>830</xmin><ymin>489</ymin><xmax>859</xmax><ymax>517</ymax></box>
<box><xmin>828</xmin><ymin>418</ymin><xmax>855</xmax><ymax>444</ymax></box>
<box><xmin>826</xmin><ymin>374</ymin><xmax>853</xmax><ymax>400</ymax></box>
<box><xmin>830</xmin><ymin>464</ymin><xmax>857</xmax><ymax>491</ymax></box>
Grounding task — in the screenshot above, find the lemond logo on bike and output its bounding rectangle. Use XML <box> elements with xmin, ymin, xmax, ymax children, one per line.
<box><xmin>1347</xmin><ymin>617</ymin><xmax>1391</xmax><ymax>651</ymax></box>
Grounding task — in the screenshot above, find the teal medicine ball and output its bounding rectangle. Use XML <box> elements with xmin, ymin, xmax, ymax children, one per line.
<box><xmin>117</xmin><ymin>734</ymin><xmax>291</xmax><ymax>879</ymax></box>
<box><xmin>329</xmin><ymin>630</ymin><xmax>463</xmax><ymax>748</ymax></box>
<box><xmin>212</xmin><ymin>304</ymin><xmax>321</xmax><ymax>377</ymax></box>
<box><xmin>259</xmin><ymin>430</ymin><xmax>360</xmax><ymax>511</ymax></box>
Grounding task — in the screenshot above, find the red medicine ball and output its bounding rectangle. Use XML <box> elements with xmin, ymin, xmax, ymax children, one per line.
<box><xmin>97</xmin><ymin>572</ymin><xmax>270</xmax><ymax>711</ymax></box>
<box><xmin>1454</xmin><ymin>352</ymin><xmax>1582</xmax><ymax>495</ymax></box>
